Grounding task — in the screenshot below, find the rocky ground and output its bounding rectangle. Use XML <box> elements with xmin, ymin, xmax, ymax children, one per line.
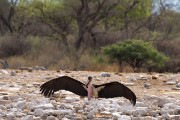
<box><xmin>0</xmin><ymin>68</ymin><xmax>180</xmax><ymax>120</ymax></box>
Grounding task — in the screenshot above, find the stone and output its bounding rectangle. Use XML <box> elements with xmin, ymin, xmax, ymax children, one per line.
<box><xmin>6</xmin><ymin>112</ymin><xmax>16</xmax><ymax>120</ymax></box>
<box><xmin>10</xmin><ymin>71</ymin><xmax>16</xmax><ymax>76</ymax></box>
<box><xmin>135</xmin><ymin>107</ymin><xmax>149</xmax><ymax>116</ymax></box>
<box><xmin>0</xmin><ymin>70</ymin><xmax>9</xmax><ymax>74</ymax></box>
<box><xmin>59</xmin><ymin>109</ymin><xmax>73</xmax><ymax>116</ymax></box>
<box><xmin>62</xmin><ymin>118</ymin><xmax>70</xmax><ymax>120</ymax></box>
<box><xmin>144</xmin><ymin>95</ymin><xmax>159</xmax><ymax>101</ymax></box>
<box><xmin>174</xmin><ymin>106</ymin><xmax>180</xmax><ymax>115</ymax></box>
<box><xmin>3</xmin><ymin>96</ymin><xmax>9</xmax><ymax>100</ymax></box>
<box><xmin>100</xmin><ymin>72</ymin><xmax>110</xmax><ymax>77</ymax></box>
<box><xmin>162</xmin><ymin>113</ymin><xmax>180</xmax><ymax>120</ymax></box>
<box><xmin>135</xmin><ymin>102</ymin><xmax>147</xmax><ymax>107</ymax></box>
<box><xmin>152</xmin><ymin>75</ymin><xmax>158</xmax><ymax>79</ymax></box>
<box><xmin>144</xmin><ymin>83</ymin><xmax>151</xmax><ymax>89</ymax></box>
<box><xmin>166</xmin><ymin>81</ymin><xmax>177</xmax><ymax>85</ymax></box>
<box><xmin>64</xmin><ymin>97</ymin><xmax>79</xmax><ymax>103</ymax></box>
<box><xmin>15</xmin><ymin>100</ymin><xmax>26</xmax><ymax>110</ymax></box>
<box><xmin>0</xmin><ymin>105</ymin><xmax>7</xmax><ymax>110</ymax></box>
<box><xmin>22</xmin><ymin>115</ymin><xmax>34</xmax><ymax>120</ymax></box>
<box><xmin>176</xmin><ymin>82</ymin><xmax>180</xmax><ymax>88</ymax></box>
<box><xmin>118</xmin><ymin>115</ymin><xmax>131</xmax><ymax>120</ymax></box>
<box><xmin>30</xmin><ymin>103</ymin><xmax>54</xmax><ymax>111</ymax></box>
<box><xmin>128</xmin><ymin>76</ymin><xmax>137</xmax><ymax>81</ymax></box>
<box><xmin>87</xmin><ymin>111</ymin><xmax>95</xmax><ymax>119</ymax></box>
<box><xmin>138</xmin><ymin>74</ymin><xmax>148</xmax><ymax>80</ymax></box>
<box><xmin>34</xmin><ymin>108</ymin><xmax>44</xmax><ymax>116</ymax></box>
<box><xmin>59</xmin><ymin>103</ymin><xmax>73</xmax><ymax>110</ymax></box>
<box><xmin>112</xmin><ymin>112</ymin><xmax>121</xmax><ymax>119</ymax></box>
<box><xmin>47</xmin><ymin>116</ymin><xmax>58</xmax><ymax>120</ymax></box>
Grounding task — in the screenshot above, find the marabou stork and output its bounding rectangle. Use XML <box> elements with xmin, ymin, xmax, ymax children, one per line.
<box><xmin>40</xmin><ymin>76</ymin><xmax>136</xmax><ymax>105</ymax></box>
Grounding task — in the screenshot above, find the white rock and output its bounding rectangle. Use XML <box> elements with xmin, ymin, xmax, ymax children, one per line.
<box><xmin>112</xmin><ymin>112</ymin><xmax>121</xmax><ymax>118</ymax></box>
<box><xmin>138</xmin><ymin>74</ymin><xmax>148</xmax><ymax>80</ymax></box>
<box><xmin>118</xmin><ymin>115</ymin><xmax>131</xmax><ymax>120</ymax></box>
<box><xmin>30</xmin><ymin>103</ymin><xmax>54</xmax><ymax>111</ymax></box>
<box><xmin>158</xmin><ymin>97</ymin><xmax>170</xmax><ymax>107</ymax></box>
<box><xmin>144</xmin><ymin>95</ymin><xmax>159</xmax><ymax>101</ymax></box>
<box><xmin>0</xmin><ymin>70</ymin><xmax>9</xmax><ymax>74</ymax></box>
<box><xmin>135</xmin><ymin>107</ymin><xmax>149</xmax><ymax>116</ymax></box>
<box><xmin>15</xmin><ymin>100</ymin><xmax>26</xmax><ymax>110</ymax></box>
<box><xmin>135</xmin><ymin>102</ymin><xmax>147</xmax><ymax>107</ymax></box>
<box><xmin>174</xmin><ymin>106</ymin><xmax>180</xmax><ymax>115</ymax></box>
<box><xmin>47</xmin><ymin>115</ymin><xmax>58</xmax><ymax>120</ymax></box>
<box><xmin>100</xmin><ymin>111</ymin><xmax>111</xmax><ymax>115</ymax></box>
<box><xmin>160</xmin><ymin>103</ymin><xmax>178</xmax><ymax>115</ymax></box>
<box><xmin>34</xmin><ymin>108</ymin><xmax>44</xmax><ymax>116</ymax></box>
<box><xmin>62</xmin><ymin>118</ymin><xmax>70</xmax><ymax>120</ymax></box>
<box><xmin>128</xmin><ymin>76</ymin><xmax>137</xmax><ymax>81</ymax></box>
<box><xmin>150</xmin><ymin>110</ymin><xmax>161</xmax><ymax>117</ymax></box>
<box><xmin>0</xmin><ymin>105</ymin><xmax>7</xmax><ymax>110</ymax></box>
<box><xmin>58</xmin><ymin>103</ymin><xmax>73</xmax><ymax>110</ymax></box>
<box><xmin>166</xmin><ymin>81</ymin><xmax>177</xmax><ymax>85</ymax></box>
<box><xmin>10</xmin><ymin>108</ymin><xmax>18</xmax><ymax>112</ymax></box>
<box><xmin>6</xmin><ymin>112</ymin><xmax>16</xmax><ymax>119</ymax></box>
<box><xmin>87</xmin><ymin>111</ymin><xmax>95</xmax><ymax>119</ymax></box>
<box><xmin>59</xmin><ymin>109</ymin><xmax>73</xmax><ymax>115</ymax></box>
<box><xmin>100</xmin><ymin>72</ymin><xmax>110</xmax><ymax>77</ymax></box>
<box><xmin>21</xmin><ymin>115</ymin><xmax>33</xmax><ymax>120</ymax></box>
<box><xmin>8</xmin><ymin>95</ymin><xmax>20</xmax><ymax>100</ymax></box>
<box><xmin>64</xmin><ymin>97</ymin><xmax>79</xmax><ymax>102</ymax></box>
<box><xmin>43</xmin><ymin>109</ymin><xmax>61</xmax><ymax>116</ymax></box>
<box><xmin>163</xmin><ymin>113</ymin><xmax>180</xmax><ymax>120</ymax></box>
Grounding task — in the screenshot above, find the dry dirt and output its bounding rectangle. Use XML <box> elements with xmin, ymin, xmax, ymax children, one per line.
<box><xmin>1</xmin><ymin>70</ymin><xmax>180</xmax><ymax>100</ymax></box>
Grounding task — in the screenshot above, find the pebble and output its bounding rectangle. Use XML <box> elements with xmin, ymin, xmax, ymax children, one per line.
<box><xmin>14</xmin><ymin>100</ymin><xmax>26</xmax><ymax>110</ymax></box>
<box><xmin>144</xmin><ymin>83</ymin><xmax>151</xmax><ymax>89</ymax></box>
<box><xmin>10</xmin><ymin>71</ymin><xmax>17</xmax><ymax>76</ymax></box>
<box><xmin>100</xmin><ymin>72</ymin><xmax>110</xmax><ymax>77</ymax></box>
<box><xmin>22</xmin><ymin>115</ymin><xmax>34</xmax><ymax>120</ymax></box>
<box><xmin>176</xmin><ymin>82</ymin><xmax>180</xmax><ymax>88</ymax></box>
<box><xmin>166</xmin><ymin>81</ymin><xmax>177</xmax><ymax>85</ymax></box>
<box><xmin>34</xmin><ymin>108</ymin><xmax>44</xmax><ymax>116</ymax></box>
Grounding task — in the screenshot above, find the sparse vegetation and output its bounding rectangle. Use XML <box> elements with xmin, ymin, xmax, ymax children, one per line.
<box><xmin>0</xmin><ymin>0</ymin><xmax>180</xmax><ymax>72</ymax></box>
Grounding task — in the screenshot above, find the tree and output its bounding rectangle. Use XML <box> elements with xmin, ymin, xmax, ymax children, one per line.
<box><xmin>103</xmin><ymin>40</ymin><xmax>168</xmax><ymax>72</ymax></box>
<box><xmin>0</xmin><ymin>0</ymin><xmax>18</xmax><ymax>34</ymax></box>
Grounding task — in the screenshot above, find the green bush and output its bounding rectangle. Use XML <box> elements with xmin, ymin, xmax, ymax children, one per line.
<box><xmin>103</xmin><ymin>40</ymin><xmax>169</xmax><ymax>72</ymax></box>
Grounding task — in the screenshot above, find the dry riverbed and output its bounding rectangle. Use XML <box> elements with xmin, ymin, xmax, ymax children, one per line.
<box><xmin>0</xmin><ymin>69</ymin><xmax>180</xmax><ymax>120</ymax></box>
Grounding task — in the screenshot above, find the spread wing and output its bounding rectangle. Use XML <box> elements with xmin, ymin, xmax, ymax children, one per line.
<box><xmin>40</xmin><ymin>76</ymin><xmax>87</xmax><ymax>97</ymax></box>
<box><xmin>94</xmin><ymin>82</ymin><xmax>136</xmax><ymax>105</ymax></box>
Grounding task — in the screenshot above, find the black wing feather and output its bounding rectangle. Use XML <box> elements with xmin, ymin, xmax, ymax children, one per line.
<box><xmin>40</xmin><ymin>76</ymin><xmax>87</xmax><ymax>97</ymax></box>
<box><xmin>94</xmin><ymin>82</ymin><xmax>136</xmax><ymax>105</ymax></box>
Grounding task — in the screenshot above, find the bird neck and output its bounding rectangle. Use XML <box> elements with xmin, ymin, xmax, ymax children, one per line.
<box><xmin>86</xmin><ymin>80</ymin><xmax>92</xmax><ymax>88</ymax></box>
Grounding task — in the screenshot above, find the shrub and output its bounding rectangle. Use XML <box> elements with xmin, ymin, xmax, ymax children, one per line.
<box><xmin>103</xmin><ymin>40</ymin><xmax>169</xmax><ymax>72</ymax></box>
<box><xmin>0</xmin><ymin>34</ymin><xmax>31</xmax><ymax>58</ymax></box>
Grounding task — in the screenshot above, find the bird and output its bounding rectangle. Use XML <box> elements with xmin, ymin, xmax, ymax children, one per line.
<box><xmin>40</xmin><ymin>76</ymin><xmax>136</xmax><ymax>105</ymax></box>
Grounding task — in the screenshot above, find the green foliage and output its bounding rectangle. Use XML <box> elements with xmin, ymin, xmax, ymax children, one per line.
<box><xmin>18</xmin><ymin>0</ymin><xmax>64</xmax><ymax>17</ymax></box>
<box><xmin>103</xmin><ymin>40</ymin><xmax>169</xmax><ymax>71</ymax></box>
<box><xmin>103</xmin><ymin>0</ymin><xmax>152</xmax><ymax>30</ymax></box>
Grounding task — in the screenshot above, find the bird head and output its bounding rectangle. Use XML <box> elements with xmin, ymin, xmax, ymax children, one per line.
<box><xmin>88</xmin><ymin>76</ymin><xmax>92</xmax><ymax>82</ymax></box>
<box><xmin>86</xmin><ymin>76</ymin><xmax>92</xmax><ymax>87</ymax></box>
